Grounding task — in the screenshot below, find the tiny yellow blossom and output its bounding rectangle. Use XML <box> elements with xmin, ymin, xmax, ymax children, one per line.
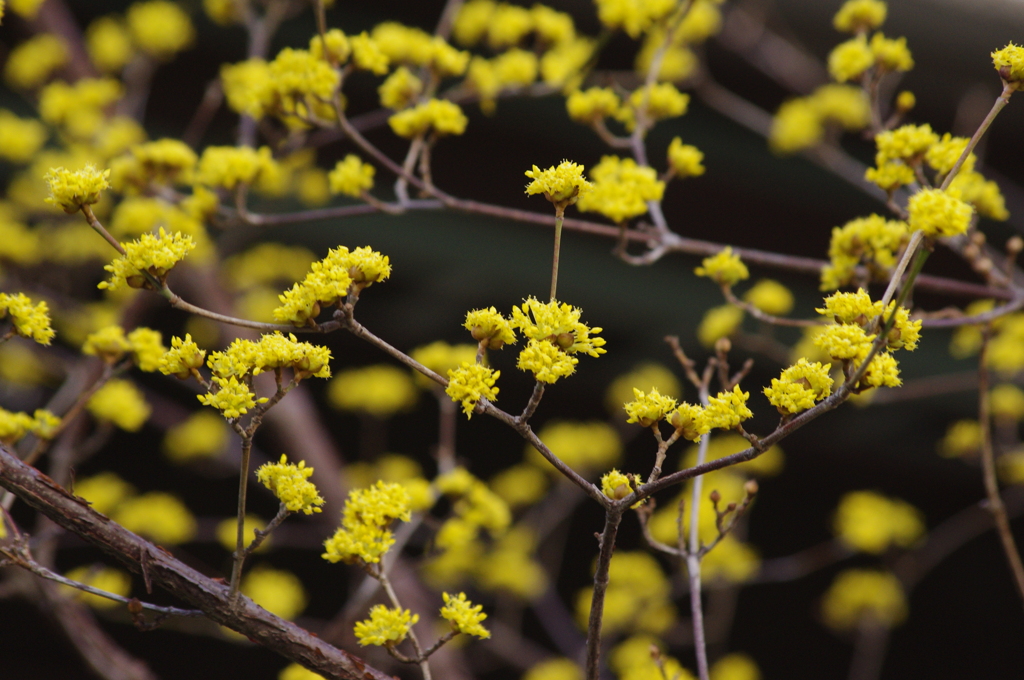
<box><xmin>992</xmin><ymin>42</ymin><xmax>1024</xmax><ymax>85</ymax></box>
<box><xmin>0</xmin><ymin>292</ymin><xmax>55</xmax><ymax>345</ymax></box>
<box><xmin>325</xmin><ymin>154</ymin><xmax>374</xmax><ymax>196</ymax></box>
<box><xmin>874</xmin><ymin>124</ymin><xmax>939</xmax><ymax>164</ymax></box>
<box><xmin>441</xmin><ymin>592</ymin><xmax>491</xmax><ymax>638</ymax></box>
<box><xmin>667</xmin><ymin>137</ymin><xmax>705</xmax><ymax>178</ymax></box>
<box><xmin>159</xmin><ymin>334</ymin><xmax>206</xmax><ymax>379</ymax></box>
<box><xmin>601</xmin><ymin>469</ymin><xmax>633</xmax><ymax>500</ymax></box>
<box><xmin>763</xmin><ymin>359</ymin><xmax>833</xmax><ymax>415</ymax></box>
<box><xmin>833</xmin><ymin>0</ymin><xmax>887</xmax><ymax>33</ymax></box>
<box><xmin>350</xmin><ymin>32</ymin><xmax>390</xmax><ymax>75</ymax></box>
<box><xmin>241</xmin><ymin>566</ymin><xmax>308</xmax><ymax>620</ymax></box>
<box><xmin>822</xmin><ymin>569</ymin><xmax>907</xmax><ymax>631</ymax></box>
<box><xmin>991</xmin><ymin>384</ymin><xmax>1024</xmax><ymax>422</ymax></box>
<box><xmin>870</xmin><ymin>33</ymin><xmax>913</xmax><ymax>72</ymax></box>
<box><xmin>323</xmin><ymin>481</ymin><xmax>412</xmax><ymax>565</ymax></box>
<box><xmin>309</xmin><ymin>29</ymin><xmax>351</xmax><ymax>64</ymax></box>
<box><xmin>907</xmin><ymin>188</ymin><xmax>974</xmax><ymax>237</ymax></box>
<box><xmin>195</xmin><ymin>145</ymin><xmax>277</xmax><ymax>190</ymax></box>
<box><xmin>524</xmin><ymin>160</ymin><xmax>593</xmax><ymax>207</ymax></box>
<box><xmin>163</xmin><ymin>410</ymin><xmax>228</xmax><ymax>463</ymax></box>
<box><xmin>510</xmin><ymin>297</ymin><xmax>606</xmax><ymax>357</ymax></box>
<box><xmin>487</xmin><ymin>4</ymin><xmax>534</xmax><ymax>48</ymax></box>
<box><xmin>828</xmin><ymin>35</ymin><xmax>874</xmax><ymax>83</ymax></box>
<box><xmin>409</xmin><ymin>341</ymin><xmax>477</xmax><ymax>388</ymax></box>
<box><xmin>327</xmin><ymin>364</ymin><xmax>417</xmax><ymax>417</ymax></box>
<box><xmin>517</xmin><ymin>338</ymin><xmax>578</xmax><ymax>383</ymax></box>
<box><xmin>388</xmin><ymin>99</ymin><xmax>468</xmax><ymax>138</ymax></box>
<box><xmin>464</xmin><ymin>307</ymin><xmax>516</xmax><ymax>349</ymax></box>
<box><xmin>769</xmin><ymin>98</ymin><xmax>823</xmax><ymax>153</ymax></box>
<box><xmin>623</xmin><ymin>387</ymin><xmax>677</xmax><ymax>427</ymax></box>
<box><xmin>198</xmin><ymin>375</ymin><xmax>264</xmax><ymax>420</ymax></box>
<box><xmin>446</xmin><ymin>362</ymin><xmax>499</xmax><ymax>418</ymax></box>
<box><xmin>566</xmin><ymin>87</ymin><xmax>621</xmax><ymax>124</ymax></box>
<box><xmin>86</xmin><ymin>16</ymin><xmax>134</xmax><ymax>73</ymax></box>
<box><xmin>87</xmin><ymin>379</ymin><xmax>151</xmax><ymax>431</ymax></box>
<box><xmin>354</xmin><ymin>605</ymin><xmax>418</xmax><ymax>646</ymax></box>
<box><xmin>126</xmin><ymin>1</ymin><xmax>195</xmax><ymax>60</ymax></box>
<box><xmin>576</xmin><ymin>156</ymin><xmax>665</xmax><ymax>224</ymax></box>
<box><xmin>113</xmin><ymin>491</ymin><xmax>196</xmax><ymax>544</ymax></box>
<box><xmin>618</xmin><ymin>83</ymin><xmax>689</xmax><ymax>131</ymax></box>
<box><xmin>743</xmin><ymin>279</ymin><xmax>794</xmax><ymax>316</ymax></box>
<box><xmin>700</xmin><ymin>385</ymin><xmax>753</xmax><ymax>432</ymax></box>
<box><xmin>948</xmin><ymin>170</ymin><xmax>1009</xmax><ymax>221</ymax></box>
<box><xmin>697</xmin><ymin>304</ymin><xmax>744</xmax><ymax>348</ymax></box>
<box><xmin>73</xmin><ymin>472</ymin><xmax>135</xmax><ymax>515</ymax></box>
<box><xmin>99</xmin><ymin>228</ymin><xmax>195</xmax><ymax>291</ymax></box>
<box><xmin>4</xmin><ymin>34</ymin><xmax>68</xmax><ymax>90</ymax></box>
<box><xmin>939</xmin><ymin>419</ymin><xmax>982</xmax><ymax>458</ymax></box>
<box><xmin>0</xmin><ymin>110</ymin><xmax>48</xmax><ymax>164</ymax></box>
<box><xmin>696</xmin><ymin>247</ymin><xmax>749</xmax><ymax>286</ymax></box>
<box><xmin>44</xmin><ymin>165</ymin><xmax>110</xmax><ymax>213</ymax></box>
<box><xmin>452</xmin><ymin>0</ymin><xmax>496</xmax><ymax>47</ymax></box>
<box><xmin>595</xmin><ymin>0</ymin><xmax>675</xmax><ymax>39</ymax></box>
<box><xmin>83</xmin><ymin>325</ymin><xmax>131</xmax><ymax>364</ymax></box>
<box><xmin>378</xmin><ymin>67</ymin><xmax>423</xmax><ymax>110</ymax></box>
<box><xmin>256</xmin><ymin>454</ymin><xmax>325</xmax><ymax>514</ymax></box>
<box><xmin>833</xmin><ymin>490</ymin><xmax>925</xmax><ymax>553</ymax></box>
<box><xmin>528</xmin><ymin>420</ymin><xmax>622</xmax><ymax>472</ymax></box>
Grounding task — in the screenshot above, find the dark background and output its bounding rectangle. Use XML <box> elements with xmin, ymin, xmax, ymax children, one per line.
<box><xmin>2</xmin><ymin>1</ymin><xmax>1024</xmax><ymax>678</ymax></box>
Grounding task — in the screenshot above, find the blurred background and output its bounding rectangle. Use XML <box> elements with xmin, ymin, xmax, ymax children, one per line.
<box><xmin>2</xmin><ymin>1</ymin><xmax>1024</xmax><ymax>679</ymax></box>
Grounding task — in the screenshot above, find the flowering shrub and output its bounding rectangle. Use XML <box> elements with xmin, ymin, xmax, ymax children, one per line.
<box><xmin>0</xmin><ymin>2</ymin><xmax>1022</xmax><ymax>680</ymax></box>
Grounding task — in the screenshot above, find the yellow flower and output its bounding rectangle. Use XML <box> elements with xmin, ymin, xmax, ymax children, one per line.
<box><xmin>821</xmin><ymin>569</ymin><xmax>907</xmax><ymax>631</ymax></box>
<box><xmin>595</xmin><ymin>0</ymin><xmax>676</xmax><ymax>39</ymax></box>
<box><xmin>769</xmin><ymin>98</ymin><xmax>822</xmax><ymax>153</ymax></box>
<box><xmin>73</xmin><ymin>472</ymin><xmax>135</xmax><ymax>515</ymax></box>
<box><xmin>446</xmin><ymin>361</ymin><xmax>499</xmax><ymax>418</ymax></box>
<box><xmin>464</xmin><ymin>307</ymin><xmax>516</xmax><ymax>349</ymax></box>
<box><xmin>350</xmin><ymin>32</ymin><xmax>390</xmax><ymax>74</ymax></box>
<box><xmin>528</xmin><ymin>420</ymin><xmax>622</xmax><ymax>472</ymax></box>
<box><xmin>697</xmin><ymin>304</ymin><xmax>744</xmax><ymax>348</ymax></box>
<box><xmin>0</xmin><ymin>110</ymin><xmax>48</xmax><ymax>164</ymax></box>
<box><xmin>86</xmin><ymin>15</ymin><xmax>134</xmax><ymax>73</ymax></box>
<box><xmin>763</xmin><ymin>359</ymin><xmax>833</xmax><ymax>415</ymax></box>
<box><xmin>990</xmin><ymin>384</ymin><xmax>1024</xmax><ymax>422</ymax></box>
<box><xmin>874</xmin><ymin>124</ymin><xmax>938</xmax><ymax>164</ymax></box>
<box><xmin>354</xmin><ymin>605</ymin><xmax>418</xmax><ymax>646</ymax></box>
<box><xmin>197</xmin><ymin>375</ymin><xmax>264</xmax><ymax>420</ymax></box>
<box><xmin>44</xmin><ymin>165</ymin><xmax>111</xmax><ymax>213</ymax></box>
<box><xmin>907</xmin><ymin>188</ymin><xmax>974</xmax><ymax>237</ymax></box>
<box><xmin>409</xmin><ymin>341</ymin><xmax>477</xmax><ymax>388</ymax></box>
<box><xmin>0</xmin><ymin>292</ymin><xmax>55</xmax><ymax>345</ymax></box>
<box><xmin>828</xmin><ymin>35</ymin><xmax>874</xmax><ymax>83</ymax></box>
<box><xmin>870</xmin><ymin>33</ymin><xmax>913</xmax><ymax>72</ymax></box>
<box><xmin>743</xmin><ymin>279</ymin><xmax>794</xmax><ymax>316</ymax></box>
<box><xmin>566</xmin><ymin>87</ymin><xmax>621</xmax><ymax>124</ymax></box>
<box><xmin>524</xmin><ymin>160</ymin><xmax>593</xmax><ymax>206</ymax></box>
<box><xmin>623</xmin><ymin>387</ymin><xmax>677</xmax><ymax>427</ymax></box>
<box><xmin>113</xmin><ymin>491</ymin><xmax>196</xmax><ymax>544</ymax></box>
<box><xmin>309</xmin><ymin>29</ymin><xmax>351</xmax><ymax>64</ymax></box>
<box><xmin>159</xmin><ymin>334</ymin><xmax>207</xmax><ymax>379</ymax></box>
<box><xmin>241</xmin><ymin>566</ymin><xmax>307</xmax><ymax>620</ymax></box>
<box><xmin>487</xmin><ymin>4</ymin><xmax>534</xmax><ymax>48</ymax></box>
<box><xmin>327</xmin><ymin>364</ymin><xmax>417</xmax><ymax>417</ymax></box>
<box><xmin>323</xmin><ymin>481</ymin><xmax>413</xmax><ymax>565</ymax></box>
<box><xmin>699</xmin><ymin>385</ymin><xmax>753</xmax><ymax>432</ymax></box>
<box><xmin>601</xmin><ymin>469</ymin><xmax>633</xmax><ymax>500</ymax></box>
<box><xmin>87</xmin><ymin>379</ymin><xmax>151</xmax><ymax>431</ymax></box>
<box><xmin>510</xmin><ymin>297</ymin><xmax>606</xmax><ymax>357</ymax></box>
<box><xmin>833</xmin><ymin>490</ymin><xmax>925</xmax><ymax>553</ymax></box>
<box><xmin>83</xmin><ymin>325</ymin><xmax>132</xmax><ymax>363</ymax></box>
<box><xmin>440</xmin><ymin>592</ymin><xmax>490</xmax><ymax>638</ymax></box>
<box><xmin>667</xmin><ymin>137</ymin><xmax>705</xmax><ymax>178</ymax></box>
<box><xmin>3</xmin><ymin>34</ymin><xmax>68</xmax><ymax>90</ymax></box>
<box><xmin>99</xmin><ymin>228</ymin><xmax>195</xmax><ymax>291</ymax></box>
<box><xmin>126</xmin><ymin>0</ymin><xmax>195</xmax><ymax>60</ymax></box>
<box><xmin>378</xmin><ymin>67</ymin><xmax>423</xmax><ymax>110</ymax></box>
<box><xmin>575</xmin><ymin>551</ymin><xmax>673</xmax><ymax>635</ymax></box>
<box><xmin>256</xmin><ymin>454</ymin><xmax>325</xmax><ymax>515</ymax></box>
<box><xmin>938</xmin><ymin>419</ymin><xmax>982</xmax><ymax>458</ymax></box>
<box><xmin>617</xmin><ymin>83</ymin><xmax>689</xmax><ymax>131</ymax></box>
<box><xmin>695</xmin><ymin>247</ymin><xmax>749</xmax><ymax>286</ymax></box>
<box><xmin>833</xmin><ymin>0</ymin><xmax>887</xmax><ymax>33</ymax></box>
<box><xmin>388</xmin><ymin>98</ymin><xmax>468</xmax><ymax>138</ymax></box>
<box><xmin>327</xmin><ymin>155</ymin><xmax>375</xmax><ymax>197</ymax></box>
<box><xmin>195</xmin><ymin>145</ymin><xmax>277</xmax><ymax>190</ymax></box>
<box><xmin>992</xmin><ymin>42</ymin><xmax>1024</xmax><ymax>84</ymax></box>
<box><xmin>517</xmin><ymin>338</ymin><xmax>578</xmax><ymax>383</ymax></box>
<box><xmin>163</xmin><ymin>410</ymin><xmax>228</xmax><ymax>462</ymax></box>
<box><xmin>576</xmin><ymin>155</ymin><xmax>665</xmax><ymax>224</ymax></box>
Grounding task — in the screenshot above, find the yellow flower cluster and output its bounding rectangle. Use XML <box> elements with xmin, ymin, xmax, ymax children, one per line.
<box><xmin>4</xmin><ymin>34</ymin><xmax>68</xmax><ymax>90</ymax></box>
<box><xmin>992</xmin><ymin>42</ymin><xmax>1024</xmax><ymax>85</ymax></box>
<box><xmin>907</xmin><ymin>187</ymin><xmax>974</xmax><ymax>238</ymax></box>
<box><xmin>0</xmin><ymin>407</ymin><xmax>60</xmax><ymax>444</ymax></box>
<box><xmin>0</xmin><ymin>110</ymin><xmax>48</xmax><ymax>164</ymax></box>
<box><xmin>328</xmin><ymin>155</ymin><xmax>374</xmax><ymax>198</ymax></box>
<box><xmin>440</xmin><ymin>591</ymin><xmax>491</xmax><ymax>638</ymax></box>
<box><xmin>624</xmin><ymin>385</ymin><xmax>752</xmax><ymax>438</ymax></box>
<box><xmin>527</xmin><ymin>420</ymin><xmax>622</xmax><ymax>473</ymax></box>
<box><xmin>821</xmin><ymin>214</ymin><xmax>909</xmax><ymax>290</ymax></box>
<box><xmin>113</xmin><ymin>491</ymin><xmax>196</xmax><ymax>544</ymax></box>
<box><xmin>378</xmin><ymin>67</ymin><xmax>423</xmax><ymax>110</ymax></box>
<box><xmin>410</xmin><ymin>341</ymin><xmax>478</xmax><ymax>388</ymax></box>
<box><xmin>274</xmin><ymin>246</ymin><xmax>391</xmax><ymax>326</ymax></box>
<box><xmin>241</xmin><ymin>566</ymin><xmax>307</xmax><ymax>620</ymax></box>
<box><xmin>388</xmin><ymin>98</ymin><xmax>468</xmax><ymax>138</ymax></box>
<box><xmin>195</xmin><ymin>145</ymin><xmax>278</xmax><ymax>190</ymax></box>
<box><xmin>159</xmin><ymin>334</ymin><xmax>206</xmax><ymax>379</ymax></box>
<box><xmin>85</xmin><ymin>16</ymin><xmax>133</xmax><ymax>73</ymax></box>
<box><xmin>109</xmin><ymin>138</ymin><xmax>197</xmax><ymax>191</ymax></box>
<box><xmin>0</xmin><ymin>292</ymin><xmax>55</xmax><ymax>345</ymax></box>
<box><xmin>833</xmin><ymin>0</ymin><xmax>887</xmax><ymax>33</ymax></box>
<box><xmin>256</xmin><ymin>454</ymin><xmax>325</xmax><ymax>515</ymax></box>
<box><xmin>322</xmin><ymin>481</ymin><xmax>413</xmax><ymax>565</ymax></box>
<box><xmin>207</xmin><ymin>332</ymin><xmax>333</xmax><ymax>381</ymax></box>
<box><xmin>372</xmin><ymin>22</ymin><xmax>469</xmax><ymax>78</ymax></box>
<box><xmin>126</xmin><ymin>0</ymin><xmax>195</xmax><ymax>60</ymax></box>
<box><xmin>743</xmin><ymin>279</ymin><xmax>794</xmax><ymax>316</ymax></box>
<box><xmin>524</xmin><ymin>160</ymin><xmax>593</xmax><ymax>207</ymax></box>
<box><xmin>594</xmin><ymin>0</ymin><xmax>676</xmax><ymax>39</ymax></box>
<box><xmin>39</xmin><ymin>78</ymin><xmax>123</xmax><ymax>140</ymax></box>
<box><xmin>454</xmin><ymin>1</ymin><xmax>575</xmax><ymax>50</ymax></box>
<box><xmin>513</xmin><ymin>297</ymin><xmax>606</xmax><ymax>357</ymax></box>
<box><xmin>44</xmin><ymin>165</ymin><xmax>110</xmax><ymax>213</ymax></box>
<box><xmin>612</xmin><ymin>637</ymin><xmax>695</xmax><ymax>680</ymax></box>
<box><xmin>566</xmin><ymin>87</ymin><xmax>621</xmax><ymax>124</ymax></box>
<box><xmin>770</xmin><ymin>85</ymin><xmax>870</xmax><ymax>154</ymax></box>
<box><xmin>600</xmin><ymin>469</ymin><xmax>634</xmax><ymax>500</ymax></box>
<box><xmin>821</xmin><ymin>569</ymin><xmax>907</xmax><ymax>631</ymax></box>
<box><xmin>446</xmin><ymin>362</ymin><xmax>500</xmax><ymax>417</ymax></box>
<box><xmin>353</xmin><ymin>605</ymin><xmax>418</xmax><ymax>647</ymax></box>
<box><xmin>576</xmin><ymin>156</ymin><xmax>665</xmax><ymax>224</ymax></box>
<box><xmin>327</xmin><ymin>364</ymin><xmax>417</xmax><ymax>417</ymax></box>
<box><xmin>576</xmin><ymin>551</ymin><xmax>674</xmax><ymax>635</ymax></box>
<box><xmin>98</xmin><ymin>228</ymin><xmax>195</xmax><ymax>291</ymax></box>
<box><xmin>833</xmin><ymin>490</ymin><xmax>924</xmax><ymax>553</ymax></box>
<box><xmin>763</xmin><ymin>358</ymin><xmax>834</xmax><ymax>415</ymax></box>
<box><xmin>618</xmin><ymin>83</ymin><xmax>689</xmax><ymax>131</ymax></box>
<box><xmin>87</xmin><ymin>379</ymin><xmax>151</xmax><ymax>431</ymax></box>
<box><xmin>695</xmin><ymin>247</ymin><xmax>749</xmax><ymax>287</ymax></box>
<box><xmin>163</xmin><ymin>411</ymin><xmax>228</xmax><ymax>463</ymax></box>
<box><xmin>667</xmin><ymin>137</ymin><xmax>705</xmax><ymax>178</ymax></box>
<box><xmin>465</xmin><ymin>307</ymin><xmax>517</xmax><ymax>349</ymax></box>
